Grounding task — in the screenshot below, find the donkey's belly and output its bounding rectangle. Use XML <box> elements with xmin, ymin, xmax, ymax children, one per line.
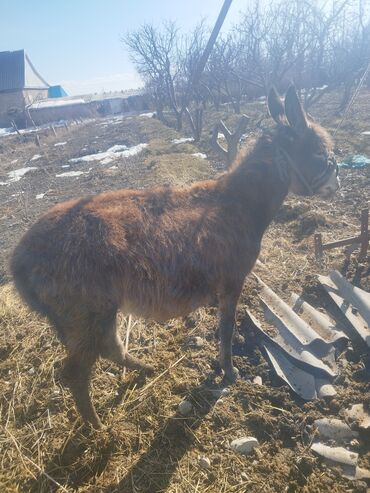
<box><xmin>120</xmin><ymin>286</ymin><xmax>214</xmax><ymax>322</ymax></box>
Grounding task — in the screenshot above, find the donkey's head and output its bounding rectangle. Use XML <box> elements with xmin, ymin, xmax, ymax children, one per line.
<box><xmin>268</xmin><ymin>86</ymin><xmax>339</xmax><ymax>197</ymax></box>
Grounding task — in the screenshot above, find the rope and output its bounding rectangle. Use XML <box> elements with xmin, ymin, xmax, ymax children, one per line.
<box><xmin>333</xmin><ymin>57</ymin><xmax>370</xmax><ymax>137</ymax></box>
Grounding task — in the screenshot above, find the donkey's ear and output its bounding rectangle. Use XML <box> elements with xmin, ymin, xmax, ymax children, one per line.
<box><xmin>268</xmin><ymin>87</ymin><xmax>286</xmax><ymax>126</ymax></box>
<box><xmin>284</xmin><ymin>86</ymin><xmax>308</xmax><ymax>133</ymax></box>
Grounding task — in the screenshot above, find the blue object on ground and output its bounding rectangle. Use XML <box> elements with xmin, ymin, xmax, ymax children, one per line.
<box><xmin>339</xmin><ymin>154</ymin><xmax>370</xmax><ymax>168</ymax></box>
<box><xmin>48</xmin><ymin>85</ymin><xmax>67</xmax><ymax>98</ymax></box>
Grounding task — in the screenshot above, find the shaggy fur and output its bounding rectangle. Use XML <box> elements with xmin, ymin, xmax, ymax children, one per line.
<box><xmin>11</xmin><ymin>87</ymin><xmax>337</xmax><ymax>428</ymax></box>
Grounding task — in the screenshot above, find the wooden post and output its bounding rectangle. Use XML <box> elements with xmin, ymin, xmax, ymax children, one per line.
<box><xmin>35</xmin><ymin>134</ymin><xmax>41</xmax><ymax>147</ymax></box>
<box><xmin>190</xmin><ymin>0</ymin><xmax>233</xmax><ymax>91</ymax></box>
<box><xmin>11</xmin><ymin>120</ymin><xmax>22</xmax><ymax>137</ymax></box>
<box><xmin>359</xmin><ymin>208</ymin><xmax>369</xmax><ymax>261</ymax></box>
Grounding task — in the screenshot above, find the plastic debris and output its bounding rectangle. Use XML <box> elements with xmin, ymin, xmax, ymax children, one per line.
<box><xmin>339</xmin><ymin>154</ymin><xmax>370</xmax><ymax>168</ymax></box>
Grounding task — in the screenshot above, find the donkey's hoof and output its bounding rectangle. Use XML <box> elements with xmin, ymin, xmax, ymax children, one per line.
<box><xmin>124</xmin><ymin>353</ymin><xmax>154</xmax><ymax>375</ymax></box>
<box><xmin>222</xmin><ymin>366</ymin><xmax>240</xmax><ymax>384</ymax></box>
<box><xmin>139</xmin><ymin>362</ymin><xmax>155</xmax><ymax>375</ymax></box>
<box><xmin>90</xmin><ymin>417</ymin><xmax>104</xmax><ymax>430</ymax></box>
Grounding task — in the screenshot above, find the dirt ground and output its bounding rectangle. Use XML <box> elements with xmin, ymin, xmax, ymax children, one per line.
<box><xmin>0</xmin><ymin>90</ymin><xmax>369</xmax><ymax>493</ymax></box>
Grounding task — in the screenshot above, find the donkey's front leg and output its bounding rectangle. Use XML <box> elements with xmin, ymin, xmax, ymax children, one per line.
<box><xmin>218</xmin><ymin>291</ymin><xmax>241</xmax><ymax>383</ymax></box>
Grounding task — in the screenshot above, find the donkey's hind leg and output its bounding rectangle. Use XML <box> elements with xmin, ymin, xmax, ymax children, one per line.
<box><xmin>61</xmin><ymin>326</ymin><xmax>101</xmax><ymax>428</ymax></box>
<box><xmin>99</xmin><ymin>312</ymin><xmax>154</xmax><ymax>374</ymax></box>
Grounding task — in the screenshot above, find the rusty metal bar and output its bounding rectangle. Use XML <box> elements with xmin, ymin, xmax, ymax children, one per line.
<box><xmin>321</xmin><ymin>236</ymin><xmax>362</xmax><ymax>250</ymax></box>
<box><xmin>314</xmin><ymin>208</ymin><xmax>369</xmax><ymax>262</ymax></box>
<box><xmin>314</xmin><ymin>233</ymin><xmax>323</xmax><ymax>261</ymax></box>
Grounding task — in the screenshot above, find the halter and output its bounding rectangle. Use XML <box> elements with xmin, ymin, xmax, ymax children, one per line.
<box><xmin>275</xmin><ymin>146</ymin><xmax>338</xmax><ymax>196</ymax></box>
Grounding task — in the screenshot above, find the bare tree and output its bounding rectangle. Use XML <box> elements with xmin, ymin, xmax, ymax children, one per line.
<box><xmin>125</xmin><ymin>22</ymin><xmax>184</xmax><ymax>130</ymax></box>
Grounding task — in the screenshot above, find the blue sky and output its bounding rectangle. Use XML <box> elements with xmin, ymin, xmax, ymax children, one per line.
<box><xmin>0</xmin><ymin>0</ymin><xmax>246</xmax><ymax>96</ymax></box>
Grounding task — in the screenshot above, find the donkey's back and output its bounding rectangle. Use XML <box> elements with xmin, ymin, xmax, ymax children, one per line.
<box><xmin>11</xmin><ymin>181</ymin><xmax>252</xmax><ymax>326</ymax></box>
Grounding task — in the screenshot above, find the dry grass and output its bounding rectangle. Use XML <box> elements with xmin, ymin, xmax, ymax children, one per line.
<box><xmin>1</xmin><ymin>91</ymin><xmax>370</xmax><ymax>492</ymax></box>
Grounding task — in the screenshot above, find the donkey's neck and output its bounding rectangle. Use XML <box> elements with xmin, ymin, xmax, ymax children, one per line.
<box><xmin>220</xmin><ymin>132</ymin><xmax>290</xmax><ymax>238</ymax></box>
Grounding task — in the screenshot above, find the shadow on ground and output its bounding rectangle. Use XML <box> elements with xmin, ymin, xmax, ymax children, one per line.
<box><xmin>24</xmin><ymin>373</ymin><xmax>222</xmax><ymax>493</ymax></box>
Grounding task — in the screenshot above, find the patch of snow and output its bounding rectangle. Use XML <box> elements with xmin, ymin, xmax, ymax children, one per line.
<box><xmin>192</xmin><ymin>152</ymin><xmax>207</xmax><ymax>160</ymax></box>
<box><xmin>11</xmin><ymin>159</ymin><xmax>18</xmax><ymax>164</ymax></box>
<box><xmin>0</xmin><ymin>127</ymin><xmax>14</xmax><ymax>137</ymax></box>
<box><xmin>54</xmin><ymin>141</ymin><xmax>67</xmax><ymax>147</ymax></box>
<box><xmin>69</xmin><ymin>143</ymin><xmax>147</xmax><ymax>164</ymax></box>
<box><xmin>0</xmin><ymin>181</ymin><xmax>8</xmax><ymax>186</ymax></box>
<box><xmin>108</xmin><ymin>144</ymin><xmax>128</xmax><ymax>152</ymax></box>
<box><xmin>217</xmin><ymin>133</ymin><xmax>226</xmax><ymax>140</ymax></box>
<box><xmin>61</xmin><ymin>164</ymin><xmax>70</xmax><ymax>168</ymax></box>
<box><xmin>30</xmin><ymin>154</ymin><xmax>42</xmax><ymax>161</ymax></box>
<box><xmin>36</xmin><ymin>193</ymin><xmax>45</xmax><ymax>199</ymax></box>
<box><xmin>361</xmin><ymin>131</ymin><xmax>370</xmax><ymax>136</ymax></box>
<box><xmin>171</xmin><ymin>137</ymin><xmax>194</xmax><ymax>144</ymax></box>
<box><xmin>56</xmin><ymin>170</ymin><xmax>88</xmax><ymax>178</ymax></box>
<box><xmin>119</xmin><ymin>143</ymin><xmax>147</xmax><ymax>157</ymax></box>
<box><xmin>139</xmin><ymin>112</ymin><xmax>155</xmax><ymax>118</ymax></box>
<box><xmin>109</xmin><ymin>165</ymin><xmax>119</xmax><ymax>169</ymax></box>
<box><xmin>8</xmin><ymin>167</ymin><xmax>38</xmax><ymax>183</ymax></box>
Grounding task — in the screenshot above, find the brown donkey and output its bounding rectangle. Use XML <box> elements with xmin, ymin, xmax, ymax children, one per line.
<box><xmin>11</xmin><ymin>87</ymin><xmax>339</xmax><ymax>428</ymax></box>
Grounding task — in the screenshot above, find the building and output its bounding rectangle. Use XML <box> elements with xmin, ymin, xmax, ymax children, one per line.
<box><xmin>0</xmin><ymin>49</ymin><xmax>49</xmax><ymax>127</ymax></box>
<box><xmin>89</xmin><ymin>89</ymin><xmax>149</xmax><ymax>116</ymax></box>
<box><xmin>0</xmin><ymin>50</ymin><xmax>149</xmax><ymax>127</ymax></box>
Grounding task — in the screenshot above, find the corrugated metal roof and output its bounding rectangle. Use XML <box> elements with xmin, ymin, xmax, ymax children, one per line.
<box><xmin>0</xmin><ymin>50</ymin><xmax>49</xmax><ymax>92</ymax></box>
<box><xmin>0</xmin><ymin>50</ymin><xmax>25</xmax><ymax>91</ymax></box>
